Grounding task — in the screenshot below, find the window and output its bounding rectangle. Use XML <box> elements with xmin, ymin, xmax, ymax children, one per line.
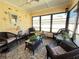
<box><xmin>76</xmin><ymin>18</ymin><xmax>79</xmax><ymax>34</ymax></box>
<box><xmin>10</xmin><ymin>14</ymin><xmax>17</xmax><ymax>26</ymax></box>
<box><xmin>52</xmin><ymin>13</ymin><xmax>67</xmax><ymax>32</ymax></box>
<box><xmin>75</xmin><ymin>19</ymin><xmax>79</xmax><ymax>44</ymax></box>
<box><xmin>41</xmin><ymin>15</ymin><xmax>51</xmax><ymax>32</ymax></box>
<box><xmin>32</xmin><ymin>13</ymin><xmax>67</xmax><ymax>32</ymax></box>
<box><xmin>74</xmin><ymin>23</ymin><xmax>79</xmax><ymax>46</ymax></box>
<box><xmin>68</xmin><ymin>5</ymin><xmax>77</xmax><ymax>32</ymax></box>
<box><xmin>76</xmin><ymin>22</ymin><xmax>79</xmax><ymax>34</ymax></box>
<box><xmin>69</xmin><ymin>2</ymin><xmax>79</xmax><ymax>46</ymax></box>
<box><xmin>33</xmin><ymin>17</ymin><xmax>40</xmax><ymax>31</ymax></box>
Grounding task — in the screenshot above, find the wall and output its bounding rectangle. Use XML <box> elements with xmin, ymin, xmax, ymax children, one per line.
<box><xmin>0</xmin><ymin>1</ymin><xmax>32</xmax><ymax>34</ymax></box>
<box><xmin>1</xmin><ymin>0</ymin><xmax>77</xmax><ymax>34</ymax></box>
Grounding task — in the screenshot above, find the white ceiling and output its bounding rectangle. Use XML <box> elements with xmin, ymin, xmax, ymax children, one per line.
<box><xmin>2</xmin><ymin>0</ymin><xmax>69</xmax><ymax>12</ymax></box>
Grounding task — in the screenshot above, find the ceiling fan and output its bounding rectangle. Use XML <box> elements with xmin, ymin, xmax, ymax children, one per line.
<box><xmin>19</xmin><ymin>0</ymin><xmax>39</xmax><ymax>7</ymax></box>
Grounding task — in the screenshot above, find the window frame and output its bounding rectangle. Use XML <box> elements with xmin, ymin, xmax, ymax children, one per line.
<box><xmin>32</xmin><ymin>12</ymin><xmax>67</xmax><ymax>32</ymax></box>
<box><xmin>68</xmin><ymin>1</ymin><xmax>79</xmax><ymax>41</ymax></box>
<box><xmin>41</xmin><ymin>14</ymin><xmax>51</xmax><ymax>32</ymax></box>
<box><xmin>51</xmin><ymin>12</ymin><xmax>67</xmax><ymax>32</ymax></box>
<box><xmin>32</xmin><ymin>16</ymin><xmax>40</xmax><ymax>31</ymax></box>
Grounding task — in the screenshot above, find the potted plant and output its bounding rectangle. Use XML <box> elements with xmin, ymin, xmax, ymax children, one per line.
<box><xmin>29</xmin><ymin>35</ymin><xmax>37</xmax><ymax>42</ymax></box>
<box><xmin>62</xmin><ymin>32</ymin><xmax>70</xmax><ymax>40</ymax></box>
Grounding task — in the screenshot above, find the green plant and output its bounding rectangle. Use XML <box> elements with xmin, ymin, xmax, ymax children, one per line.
<box><xmin>29</xmin><ymin>35</ymin><xmax>37</xmax><ymax>42</ymax></box>
<box><xmin>62</xmin><ymin>32</ymin><xmax>70</xmax><ymax>40</ymax></box>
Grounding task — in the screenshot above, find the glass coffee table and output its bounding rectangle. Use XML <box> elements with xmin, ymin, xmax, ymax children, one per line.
<box><xmin>25</xmin><ymin>35</ymin><xmax>43</xmax><ymax>55</ymax></box>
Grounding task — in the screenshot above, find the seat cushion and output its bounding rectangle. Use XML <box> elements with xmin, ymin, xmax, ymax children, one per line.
<box><xmin>51</xmin><ymin>46</ymin><xmax>67</xmax><ymax>55</ymax></box>
<box><xmin>7</xmin><ymin>37</ymin><xmax>16</xmax><ymax>43</ymax></box>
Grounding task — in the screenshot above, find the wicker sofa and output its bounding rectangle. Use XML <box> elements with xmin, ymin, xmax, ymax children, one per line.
<box><xmin>0</xmin><ymin>32</ymin><xmax>17</xmax><ymax>43</ymax></box>
<box><xmin>46</xmin><ymin>40</ymin><xmax>79</xmax><ymax>59</ymax></box>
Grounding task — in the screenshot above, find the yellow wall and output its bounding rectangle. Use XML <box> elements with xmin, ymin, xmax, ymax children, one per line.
<box><xmin>0</xmin><ymin>1</ymin><xmax>32</xmax><ymax>34</ymax></box>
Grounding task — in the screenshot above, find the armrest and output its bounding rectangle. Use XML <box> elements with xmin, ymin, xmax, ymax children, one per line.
<box><xmin>7</xmin><ymin>32</ymin><xmax>17</xmax><ymax>38</ymax></box>
<box><xmin>53</xmin><ymin>33</ymin><xmax>57</xmax><ymax>39</ymax></box>
<box><xmin>55</xmin><ymin>48</ymin><xmax>79</xmax><ymax>59</ymax></box>
<box><xmin>0</xmin><ymin>37</ymin><xmax>8</xmax><ymax>43</ymax></box>
<box><xmin>53</xmin><ymin>33</ymin><xmax>62</xmax><ymax>39</ymax></box>
<box><xmin>53</xmin><ymin>33</ymin><xmax>59</xmax><ymax>35</ymax></box>
<box><xmin>46</xmin><ymin>45</ymin><xmax>56</xmax><ymax>58</ymax></box>
<box><xmin>59</xmin><ymin>40</ymin><xmax>77</xmax><ymax>52</ymax></box>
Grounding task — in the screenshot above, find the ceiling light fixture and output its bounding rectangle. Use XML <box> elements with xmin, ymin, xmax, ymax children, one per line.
<box><xmin>26</xmin><ymin>0</ymin><xmax>39</xmax><ymax>3</ymax></box>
